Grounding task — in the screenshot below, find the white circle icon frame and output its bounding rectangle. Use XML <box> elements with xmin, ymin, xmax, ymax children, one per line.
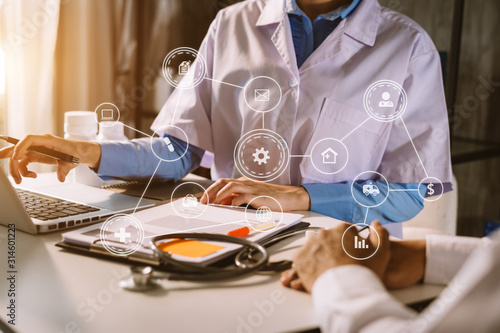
<box><xmin>243</xmin><ymin>76</ymin><xmax>283</xmax><ymax>113</ymax></box>
<box><xmin>151</xmin><ymin>125</ymin><xmax>190</xmax><ymax>162</ymax></box>
<box><xmin>162</xmin><ymin>47</ymin><xmax>207</xmax><ymax>89</ymax></box>
<box><xmin>170</xmin><ymin>182</ymin><xmax>210</xmax><ymax>219</ymax></box>
<box><xmin>310</xmin><ymin>138</ymin><xmax>349</xmax><ymax>175</ymax></box>
<box><xmin>234</xmin><ymin>129</ymin><xmax>290</xmax><ymax>183</ymax></box>
<box><xmin>351</xmin><ymin>171</ymin><xmax>390</xmax><ymax>208</ymax></box>
<box><xmin>418</xmin><ymin>176</ymin><xmax>444</xmax><ymax>202</ymax></box>
<box><xmin>363</xmin><ymin>80</ymin><xmax>408</xmax><ymax>122</ymax></box>
<box><xmin>244</xmin><ymin>195</ymin><xmax>283</xmax><ymax>233</ymax></box>
<box><xmin>94</xmin><ymin>102</ymin><xmax>120</xmax><ymax>128</ymax></box>
<box><xmin>341</xmin><ymin>223</ymin><xmax>380</xmax><ymax>260</ymax></box>
<box><xmin>100</xmin><ymin>214</ymin><xmax>144</xmax><ymax>257</ymax></box>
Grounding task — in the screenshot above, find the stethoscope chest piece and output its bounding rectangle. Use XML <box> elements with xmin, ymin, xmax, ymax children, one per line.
<box><xmin>118</xmin><ymin>266</ymin><xmax>162</xmax><ymax>291</ymax></box>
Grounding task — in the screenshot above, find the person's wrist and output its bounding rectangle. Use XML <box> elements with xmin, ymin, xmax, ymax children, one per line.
<box><xmin>293</xmin><ymin>186</ymin><xmax>311</xmax><ymax>211</ymax></box>
<box><xmin>406</xmin><ymin>240</ymin><xmax>427</xmax><ymax>282</ymax></box>
<box><xmin>78</xmin><ymin>141</ymin><xmax>102</xmax><ymax>170</ymax></box>
<box><xmin>383</xmin><ymin>239</ymin><xmax>427</xmax><ymax>289</ymax></box>
<box><xmin>414</xmin><ymin>239</ymin><xmax>426</xmax><ymax>282</ymax></box>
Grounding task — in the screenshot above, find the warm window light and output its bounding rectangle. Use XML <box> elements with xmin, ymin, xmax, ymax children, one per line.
<box><xmin>0</xmin><ymin>47</ymin><xmax>4</xmax><ymax>141</ymax></box>
<box><xmin>0</xmin><ymin>48</ymin><xmax>5</xmax><ymax>95</ymax></box>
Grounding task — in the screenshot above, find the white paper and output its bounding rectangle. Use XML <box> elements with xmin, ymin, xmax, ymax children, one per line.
<box><xmin>62</xmin><ymin>201</ymin><xmax>303</xmax><ymax>264</ymax></box>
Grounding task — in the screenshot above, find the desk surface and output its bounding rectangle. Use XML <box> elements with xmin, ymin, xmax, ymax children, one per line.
<box><xmin>0</xmin><ymin>174</ymin><xmax>444</xmax><ymax>332</ymax></box>
<box><xmin>0</xmin><ymin>211</ymin><xmax>444</xmax><ymax>333</ymax></box>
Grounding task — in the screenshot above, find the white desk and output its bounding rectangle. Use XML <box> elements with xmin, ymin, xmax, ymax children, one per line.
<box><xmin>0</xmin><ymin>212</ymin><xmax>445</xmax><ymax>333</ymax></box>
<box><xmin>0</xmin><ymin>174</ymin><xmax>445</xmax><ymax>332</ymax></box>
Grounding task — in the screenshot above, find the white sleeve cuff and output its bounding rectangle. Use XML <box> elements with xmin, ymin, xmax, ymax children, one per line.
<box><xmin>424</xmin><ymin>234</ymin><xmax>485</xmax><ymax>284</ymax></box>
<box><xmin>312</xmin><ymin>265</ymin><xmax>386</xmax><ymax>301</ymax></box>
<box><xmin>312</xmin><ymin>265</ymin><xmax>414</xmax><ymax>333</ymax></box>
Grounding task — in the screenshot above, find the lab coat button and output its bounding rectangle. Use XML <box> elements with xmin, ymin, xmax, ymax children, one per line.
<box><xmin>289</xmin><ymin>78</ymin><xmax>298</xmax><ymax>87</ymax></box>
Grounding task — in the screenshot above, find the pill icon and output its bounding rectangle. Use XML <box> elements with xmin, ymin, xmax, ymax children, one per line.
<box><xmin>164</xmin><ymin>137</ymin><xmax>175</xmax><ymax>152</ymax></box>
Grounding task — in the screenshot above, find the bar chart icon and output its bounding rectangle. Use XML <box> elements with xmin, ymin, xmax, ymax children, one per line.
<box><xmin>354</xmin><ymin>236</ymin><xmax>369</xmax><ymax>249</ymax></box>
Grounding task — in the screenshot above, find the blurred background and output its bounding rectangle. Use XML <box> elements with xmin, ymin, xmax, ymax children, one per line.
<box><xmin>0</xmin><ymin>0</ymin><xmax>498</xmax><ymax>237</ymax></box>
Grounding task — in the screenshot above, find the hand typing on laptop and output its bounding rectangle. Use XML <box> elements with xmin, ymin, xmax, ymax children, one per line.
<box><xmin>0</xmin><ymin>134</ymin><xmax>101</xmax><ymax>184</ymax></box>
<box><xmin>0</xmin><ymin>135</ymin><xmax>155</xmax><ymax>234</ymax></box>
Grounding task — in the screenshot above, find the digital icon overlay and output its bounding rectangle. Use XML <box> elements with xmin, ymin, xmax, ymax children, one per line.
<box><xmin>94</xmin><ymin>102</ymin><xmax>120</xmax><ymax>128</ymax></box>
<box><xmin>234</xmin><ymin>129</ymin><xmax>290</xmax><ymax>182</ymax></box>
<box><xmin>254</xmin><ymin>89</ymin><xmax>270</xmax><ymax>102</ymax></box>
<box><xmin>341</xmin><ymin>223</ymin><xmax>379</xmax><ymax>260</ymax></box>
<box><xmin>96</xmin><ymin>46</ymin><xmax>446</xmax><ymax>262</ymax></box>
<box><xmin>100</xmin><ymin>214</ymin><xmax>144</xmax><ymax>256</ymax></box>
<box><xmin>419</xmin><ymin>177</ymin><xmax>444</xmax><ymax>202</ymax></box>
<box><xmin>182</xmin><ymin>194</ymin><xmax>198</xmax><ymax>208</ymax></box>
<box><xmin>310</xmin><ymin>138</ymin><xmax>349</xmax><ymax>175</ymax></box>
<box><xmin>354</xmin><ymin>235</ymin><xmax>369</xmax><ymax>249</ymax></box>
<box><xmin>178</xmin><ymin>60</ymin><xmax>191</xmax><ymax>75</ymax></box>
<box><xmin>162</xmin><ymin>47</ymin><xmax>206</xmax><ymax>89</ymax></box>
<box><xmin>364</xmin><ymin>80</ymin><xmax>407</xmax><ymax>122</ymax></box>
<box><xmin>351</xmin><ymin>171</ymin><xmax>390</xmax><ymax>208</ymax></box>
<box><xmin>170</xmin><ymin>182</ymin><xmax>209</xmax><ymax>219</ymax></box>
<box><xmin>252</xmin><ymin>147</ymin><xmax>271</xmax><ymax>165</ymax></box>
<box><xmin>256</xmin><ymin>206</ymin><xmax>273</xmax><ymax>223</ymax></box>
<box><xmin>244</xmin><ymin>196</ymin><xmax>283</xmax><ymax>233</ymax></box>
<box><xmin>363</xmin><ymin>182</ymin><xmax>380</xmax><ymax>196</ymax></box>
<box><xmin>321</xmin><ymin>147</ymin><xmax>338</xmax><ymax>164</ymax></box>
<box><xmin>243</xmin><ymin>76</ymin><xmax>282</xmax><ymax>113</ymax></box>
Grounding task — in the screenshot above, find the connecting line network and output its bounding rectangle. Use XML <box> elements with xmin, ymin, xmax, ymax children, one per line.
<box><xmin>94</xmin><ymin>47</ymin><xmax>445</xmax><ymax>258</ymax></box>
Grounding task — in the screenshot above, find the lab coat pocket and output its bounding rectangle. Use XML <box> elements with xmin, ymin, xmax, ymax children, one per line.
<box><xmin>300</xmin><ymin>98</ymin><xmax>390</xmax><ymax>184</ymax></box>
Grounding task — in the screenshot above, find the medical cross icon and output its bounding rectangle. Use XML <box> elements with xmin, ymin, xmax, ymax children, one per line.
<box><xmin>115</xmin><ymin>228</ymin><xmax>131</xmax><ymax>243</ymax></box>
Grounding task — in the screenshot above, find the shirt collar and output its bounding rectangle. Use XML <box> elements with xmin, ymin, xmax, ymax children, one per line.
<box><xmin>343</xmin><ymin>0</ymin><xmax>379</xmax><ymax>46</ymax></box>
<box><xmin>256</xmin><ymin>0</ymin><xmax>286</xmax><ymax>26</ymax></box>
<box><xmin>256</xmin><ymin>0</ymin><xmax>379</xmax><ymax>47</ymax></box>
<box><xmin>285</xmin><ymin>0</ymin><xmax>361</xmax><ymax>22</ymax></box>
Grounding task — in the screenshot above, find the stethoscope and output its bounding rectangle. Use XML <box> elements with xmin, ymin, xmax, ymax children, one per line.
<box><xmin>119</xmin><ymin>228</ymin><xmax>322</xmax><ymax>291</ymax></box>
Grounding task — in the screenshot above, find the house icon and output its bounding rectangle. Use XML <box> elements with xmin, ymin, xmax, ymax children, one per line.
<box><xmin>321</xmin><ymin>147</ymin><xmax>338</xmax><ymax>164</ymax></box>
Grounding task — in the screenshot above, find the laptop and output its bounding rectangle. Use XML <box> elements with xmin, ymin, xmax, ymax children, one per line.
<box><xmin>0</xmin><ymin>166</ymin><xmax>156</xmax><ymax>234</ymax></box>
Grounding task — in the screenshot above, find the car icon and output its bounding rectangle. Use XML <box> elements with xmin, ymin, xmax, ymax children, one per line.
<box><xmin>363</xmin><ymin>184</ymin><xmax>380</xmax><ymax>196</ymax></box>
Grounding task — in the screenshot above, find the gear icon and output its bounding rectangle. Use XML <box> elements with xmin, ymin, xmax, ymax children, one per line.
<box><xmin>252</xmin><ymin>147</ymin><xmax>270</xmax><ymax>165</ymax></box>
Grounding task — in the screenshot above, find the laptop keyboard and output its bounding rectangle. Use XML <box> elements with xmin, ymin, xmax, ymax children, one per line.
<box><xmin>16</xmin><ymin>189</ymin><xmax>101</xmax><ymax>221</ymax></box>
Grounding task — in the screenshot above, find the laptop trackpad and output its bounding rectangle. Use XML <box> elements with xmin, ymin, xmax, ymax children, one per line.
<box><xmin>36</xmin><ymin>183</ymin><xmax>151</xmax><ymax>210</ymax></box>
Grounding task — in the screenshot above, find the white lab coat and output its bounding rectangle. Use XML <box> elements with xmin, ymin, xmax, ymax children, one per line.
<box><xmin>312</xmin><ymin>233</ymin><xmax>500</xmax><ymax>332</ymax></box>
<box><xmin>152</xmin><ymin>0</ymin><xmax>453</xmax><ymax>186</ymax></box>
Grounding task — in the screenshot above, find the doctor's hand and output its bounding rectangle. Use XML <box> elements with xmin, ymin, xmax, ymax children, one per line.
<box><xmin>200</xmin><ymin>177</ymin><xmax>311</xmax><ymax>211</ymax></box>
<box><xmin>382</xmin><ymin>239</ymin><xmax>426</xmax><ymax>289</ymax></box>
<box><xmin>285</xmin><ymin>221</ymin><xmax>390</xmax><ymax>293</ymax></box>
<box><xmin>0</xmin><ymin>134</ymin><xmax>101</xmax><ymax>184</ymax></box>
<box><xmin>282</xmin><ymin>223</ymin><xmax>426</xmax><ymax>291</ymax></box>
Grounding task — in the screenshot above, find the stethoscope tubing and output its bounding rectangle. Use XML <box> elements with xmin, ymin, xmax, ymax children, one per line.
<box><xmin>150</xmin><ymin>232</ymin><xmax>269</xmax><ymax>281</ymax></box>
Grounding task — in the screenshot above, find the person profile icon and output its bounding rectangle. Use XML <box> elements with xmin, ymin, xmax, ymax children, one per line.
<box><xmin>378</xmin><ymin>92</ymin><xmax>393</xmax><ymax>108</ymax></box>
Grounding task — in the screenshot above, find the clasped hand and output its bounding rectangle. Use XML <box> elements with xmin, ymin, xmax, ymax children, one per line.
<box><xmin>281</xmin><ymin>221</ymin><xmax>426</xmax><ymax>292</ymax></box>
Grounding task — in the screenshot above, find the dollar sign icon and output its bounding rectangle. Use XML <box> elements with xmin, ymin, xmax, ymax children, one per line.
<box><xmin>427</xmin><ymin>183</ymin><xmax>435</xmax><ymax>196</ymax></box>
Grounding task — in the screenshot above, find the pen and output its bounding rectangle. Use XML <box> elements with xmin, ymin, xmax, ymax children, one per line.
<box><xmin>0</xmin><ymin>136</ymin><xmax>80</xmax><ymax>164</ymax></box>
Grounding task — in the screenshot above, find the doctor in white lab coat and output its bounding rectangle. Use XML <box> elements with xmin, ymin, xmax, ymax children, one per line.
<box><xmin>1</xmin><ymin>0</ymin><xmax>453</xmax><ymax>226</ymax></box>
<box><xmin>154</xmin><ymin>0</ymin><xmax>453</xmax><ymax>218</ymax></box>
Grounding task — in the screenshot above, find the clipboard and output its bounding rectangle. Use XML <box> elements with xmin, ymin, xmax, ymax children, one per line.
<box><xmin>55</xmin><ymin>221</ymin><xmax>311</xmax><ymax>272</ymax></box>
<box><xmin>58</xmin><ymin>200</ymin><xmax>304</xmax><ymax>267</ymax></box>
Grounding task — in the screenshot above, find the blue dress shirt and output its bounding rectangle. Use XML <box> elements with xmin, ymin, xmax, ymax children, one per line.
<box><xmin>98</xmin><ymin>135</ymin><xmax>204</xmax><ymax>182</ymax></box>
<box><xmin>286</xmin><ymin>0</ymin><xmax>361</xmax><ymax>67</ymax></box>
<box><xmin>98</xmin><ymin>135</ymin><xmax>425</xmax><ymax>225</ymax></box>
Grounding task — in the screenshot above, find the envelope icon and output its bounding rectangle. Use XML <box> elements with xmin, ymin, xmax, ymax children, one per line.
<box><xmin>254</xmin><ymin>89</ymin><xmax>270</xmax><ymax>102</ymax></box>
